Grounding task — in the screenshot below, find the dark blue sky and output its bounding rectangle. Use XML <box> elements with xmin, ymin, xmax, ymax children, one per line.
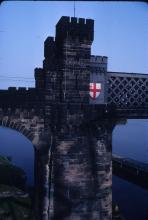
<box><xmin>0</xmin><ymin>1</ymin><xmax>148</xmax><ymax>89</ymax></box>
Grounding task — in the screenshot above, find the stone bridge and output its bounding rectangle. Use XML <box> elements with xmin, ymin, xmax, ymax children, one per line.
<box><xmin>0</xmin><ymin>16</ymin><xmax>147</xmax><ymax>220</ymax></box>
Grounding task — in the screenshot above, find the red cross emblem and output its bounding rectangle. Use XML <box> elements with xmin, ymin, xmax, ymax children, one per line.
<box><xmin>89</xmin><ymin>83</ymin><xmax>101</xmax><ymax>99</ymax></box>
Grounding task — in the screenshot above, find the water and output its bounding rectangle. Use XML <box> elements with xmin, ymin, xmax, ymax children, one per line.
<box><xmin>113</xmin><ymin>119</ymin><xmax>148</xmax><ymax>163</ymax></box>
<box><xmin>0</xmin><ymin>120</ymin><xmax>148</xmax><ymax>219</ymax></box>
<box><xmin>113</xmin><ymin>176</ymin><xmax>148</xmax><ymax>220</ymax></box>
<box><xmin>113</xmin><ymin>119</ymin><xmax>148</xmax><ymax>220</ymax></box>
<box><xmin>0</xmin><ymin>126</ymin><xmax>34</xmax><ymax>186</ymax></box>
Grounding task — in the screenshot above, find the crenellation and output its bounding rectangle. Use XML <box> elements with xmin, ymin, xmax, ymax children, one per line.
<box><xmin>8</xmin><ymin>87</ymin><xmax>30</xmax><ymax>91</ymax></box>
<box><xmin>71</xmin><ymin>17</ymin><xmax>77</xmax><ymax>24</ymax></box>
<box><xmin>57</xmin><ymin>16</ymin><xmax>70</xmax><ymax>25</ymax></box>
<box><xmin>79</xmin><ymin>18</ymin><xmax>85</xmax><ymax>24</ymax></box>
<box><xmin>44</xmin><ymin>36</ymin><xmax>55</xmax><ymax>43</ymax></box>
<box><xmin>8</xmin><ymin>87</ymin><xmax>17</xmax><ymax>91</ymax></box>
<box><xmin>44</xmin><ymin>36</ymin><xmax>56</xmax><ymax>61</ymax></box>
<box><xmin>56</xmin><ymin>16</ymin><xmax>94</xmax><ymax>45</ymax></box>
<box><xmin>8</xmin><ymin>87</ymin><xmax>35</xmax><ymax>91</ymax></box>
<box><xmin>57</xmin><ymin>16</ymin><xmax>94</xmax><ymax>28</ymax></box>
<box><xmin>86</xmin><ymin>18</ymin><xmax>94</xmax><ymax>27</ymax></box>
<box><xmin>91</xmin><ymin>55</ymin><xmax>108</xmax><ymax>64</ymax></box>
<box><xmin>18</xmin><ymin>87</ymin><xmax>27</xmax><ymax>91</ymax></box>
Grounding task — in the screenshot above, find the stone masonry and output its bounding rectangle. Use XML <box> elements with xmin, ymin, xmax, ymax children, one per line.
<box><xmin>41</xmin><ymin>16</ymin><xmax>113</xmax><ymax>220</ymax></box>
<box><xmin>0</xmin><ymin>16</ymin><xmax>148</xmax><ymax>220</ymax></box>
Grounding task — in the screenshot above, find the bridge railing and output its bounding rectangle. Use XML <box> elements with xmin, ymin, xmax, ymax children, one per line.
<box><xmin>107</xmin><ymin>72</ymin><xmax>148</xmax><ymax>109</ymax></box>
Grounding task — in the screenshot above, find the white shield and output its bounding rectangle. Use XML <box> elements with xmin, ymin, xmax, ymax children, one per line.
<box><xmin>89</xmin><ymin>83</ymin><xmax>101</xmax><ymax>99</ymax></box>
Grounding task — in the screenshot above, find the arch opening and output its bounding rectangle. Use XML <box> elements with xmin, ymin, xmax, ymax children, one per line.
<box><xmin>0</xmin><ymin>126</ymin><xmax>34</xmax><ymax>186</ymax></box>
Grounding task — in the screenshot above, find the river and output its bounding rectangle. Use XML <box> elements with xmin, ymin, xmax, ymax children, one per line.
<box><xmin>113</xmin><ymin>119</ymin><xmax>148</xmax><ymax>220</ymax></box>
<box><xmin>0</xmin><ymin>126</ymin><xmax>34</xmax><ymax>185</ymax></box>
<box><xmin>0</xmin><ymin>119</ymin><xmax>148</xmax><ymax>219</ymax></box>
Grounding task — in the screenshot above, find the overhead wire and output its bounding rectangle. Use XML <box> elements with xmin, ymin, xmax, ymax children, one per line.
<box><xmin>0</xmin><ymin>79</ymin><xmax>34</xmax><ymax>82</ymax></box>
<box><xmin>0</xmin><ymin>75</ymin><xmax>34</xmax><ymax>82</ymax></box>
<box><xmin>0</xmin><ymin>75</ymin><xmax>33</xmax><ymax>79</ymax></box>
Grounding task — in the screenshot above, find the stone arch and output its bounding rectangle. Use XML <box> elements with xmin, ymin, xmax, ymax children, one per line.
<box><xmin>0</xmin><ymin>113</ymin><xmax>52</xmax><ymax>219</ymax></box>
<box><xmin>0</xmin><ymin>118</ymin><xmax>35</xmax><ymax>144</ymax></box>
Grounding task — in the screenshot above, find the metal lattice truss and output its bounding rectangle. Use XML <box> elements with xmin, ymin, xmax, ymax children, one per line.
<box><xmin>107</xmin><ymin>73</ymin><xmax>148</xmax><ymax>108</ymax></box>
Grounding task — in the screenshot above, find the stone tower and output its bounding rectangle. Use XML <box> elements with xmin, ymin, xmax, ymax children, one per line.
<box><xmin>35</xmin><ymin>16</ymin><xmax>112</xmax><ymax>220</ymax></box>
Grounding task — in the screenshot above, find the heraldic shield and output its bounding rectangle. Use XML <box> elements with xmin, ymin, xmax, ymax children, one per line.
<box><xmin>89</xmin><ymin>83</ymin><xmax>101</xmax><ymax>99</ymax></box>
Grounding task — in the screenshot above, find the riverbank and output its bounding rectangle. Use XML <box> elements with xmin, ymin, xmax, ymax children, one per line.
<box><xmin>0</xmin><ymin>155</ymin><xmax>35</xmax><ymax>219</ymax></box>
<box><xmin>0</xmin><ymin>184</ymin><xmax>35</xmax><ymax>219</ymax></box>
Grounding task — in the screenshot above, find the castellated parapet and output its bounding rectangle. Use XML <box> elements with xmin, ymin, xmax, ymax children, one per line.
<box><xmin>90</xmin><ymin>55</ymin><xmax>108</xmax><ymax>64</ymax></box>
<box><xmin>56</xmin><ymin>16</ymin><xmax>94</xmax><ymax>43</ymax></box>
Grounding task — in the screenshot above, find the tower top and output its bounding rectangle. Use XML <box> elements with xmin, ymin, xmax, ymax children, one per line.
<box><xmin>56</xmin><ymin>16</ymin><xmax>94</xmax><ymax>43</ymax></box>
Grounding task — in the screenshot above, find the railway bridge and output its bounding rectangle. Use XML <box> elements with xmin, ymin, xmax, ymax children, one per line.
<box><xmin>0</xmin><ymin>16</ymin><xmax>147</xmax><ymax>220</ymax></box>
